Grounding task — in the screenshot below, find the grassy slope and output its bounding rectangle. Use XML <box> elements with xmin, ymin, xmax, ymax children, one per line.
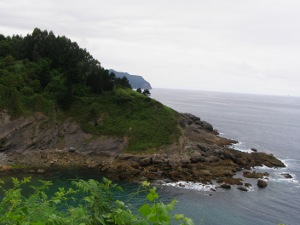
<box><xmin>2</xmin><ymin>87</ymin><xmax>181</xmax><ymax>152</ymax></box>
<box><xmin>2</xmin><ymin>87</ymin><xmax>180</xmax><ymax>153</ymax></box>
<box><xmin>66</xmin><ymin>89</ymin><xmax>180</xmax><ymax>152</ymax></box>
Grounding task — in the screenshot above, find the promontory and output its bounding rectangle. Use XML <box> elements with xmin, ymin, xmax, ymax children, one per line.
<box><xmin>0</xmin><ymin>28</ymin><xmax>285</xmax><ymax>190</ymax></box>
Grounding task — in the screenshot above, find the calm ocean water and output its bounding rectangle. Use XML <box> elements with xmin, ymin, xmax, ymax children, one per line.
<box><xmin>1</xmin><ymin>88</ymin><xmax>299</xmax><ymax>225</ymax></box>
<box><xmin>151</xmin><ymin>88</ymin><xmax>300</xmax><ymax>225</ymax></box>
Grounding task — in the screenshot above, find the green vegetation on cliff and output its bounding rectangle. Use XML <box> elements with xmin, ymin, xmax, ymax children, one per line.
<box><xmin>0</xmin><ymin>28</ymin><xmax>180</xmax><ymax>151</ymax></box>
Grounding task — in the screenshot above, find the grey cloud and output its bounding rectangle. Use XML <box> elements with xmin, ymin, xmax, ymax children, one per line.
<box><xmin>1</xmin><ymin>0</ymin><xmax>300</xmax><ymax>96</ymax></box>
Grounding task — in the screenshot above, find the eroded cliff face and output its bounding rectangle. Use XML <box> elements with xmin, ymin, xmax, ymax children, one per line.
<box><xmin>0</xmin><ymin>111</ymin><xmax>285</xmax><ymax>189</ymax></box>
<box><xmin>0</xmin><ymin>111</ymin><xmax>127</xmax><ymax>156</ymax></box>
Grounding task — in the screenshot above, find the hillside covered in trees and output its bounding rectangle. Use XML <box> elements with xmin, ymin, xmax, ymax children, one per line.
<box><xmin>0</xmin><ymin>28</ymin><xmax>132</xmax><ymax>112</ymax></box>
<box><xmin>0</xmin><ymin>28</ymin><xmax>180</xmax><ymax>151</ymax></box>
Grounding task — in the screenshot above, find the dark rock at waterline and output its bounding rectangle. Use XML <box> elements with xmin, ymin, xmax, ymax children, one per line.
<box><xmin>257</xmin><ymin>179</ymin><xmax>268</xmax><ymax>188</ymax></box>
<box><xmin>244</xmin><ymin>183</ymin><xmax>252</xmax><ymax>187</ymax></box>
<box><xmin>220</xmin><ymin>183</ymin><xmax>231</xmax><ymax>189</ymax></box>
<box><xmin>281</xmin><ymin>173</ymin><xmax>293</xmax><ymax>179</ymax></box>
<box><xmin>237</xmin><ymin>186</ymin><xmax>249</xmax><ymax>192</ymax></box>
<box><xmin>180</xmin><ymin>114</ymin><xmax>216</xmax><ymax>133</ymax></box>
<box><xmin>201</xmin><ymin>121</ymin><xmax>214</xmax><ymax>132</ymax></box>
<box><xmin>251</xmin><ymin>148</ymin><xmax>258</xmax><ymax>152</ymax></box>
<box><xmin>250</xmin><ymin>152</ymin><xmax>285</xmax><ymax>168</ymax></box>
<box><xmin>180</xmin><ymin>113</ymin><xmax>201</xmax><ymax>127</ymax></box>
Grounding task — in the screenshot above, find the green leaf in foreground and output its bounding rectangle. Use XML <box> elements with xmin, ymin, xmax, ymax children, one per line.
<box><xmin>0</xmin><ymin>177</ymin><xmax>194</xmax><ymax>225</ymax></box>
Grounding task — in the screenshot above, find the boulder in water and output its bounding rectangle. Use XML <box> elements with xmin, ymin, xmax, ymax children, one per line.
<box><xmin>257</xmin><ymin>179</ymin><xmax>268</xmax><ymax>188</ymax></box>
<box><xmin>251</xmin><ymin>148</ymin><xmax>258</xmax><ymax>152</ymax></box>
<box><xmin>280</xmin><ymin>173</ymin><xmax>293</xmax><ymax>179</ymax></box>
<box><xmin>220</xmin><ymin>183</ymin><xmax>231</xmax><ymax>189</ymax></box>
<box><xmin>237</xmin><ymin>186</ymin><xmax>248</xmax><ymax>192</ymax></box>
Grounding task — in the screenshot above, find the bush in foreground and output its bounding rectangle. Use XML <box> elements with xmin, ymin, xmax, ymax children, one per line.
<box><xmin>0</xmin><ymin>177</ymin><xmax>194</xmax><ymax>225</ymax></box>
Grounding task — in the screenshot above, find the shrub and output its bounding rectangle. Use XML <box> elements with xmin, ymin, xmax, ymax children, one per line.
<box><xmin>0</xmin><ymin>177</ymin><xmax>194</xmax><ymax>225</ymax></box>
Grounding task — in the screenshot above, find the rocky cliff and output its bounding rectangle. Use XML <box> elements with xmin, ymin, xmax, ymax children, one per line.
<box><xmin>0</xmin><ymin>110</ymin><xmax>285</xmax><ymax>190</ymax></box>
<box><xmin>109</xmin><ymin>69</ymin><xmax>152</xmax><ymax>89</ymax></box>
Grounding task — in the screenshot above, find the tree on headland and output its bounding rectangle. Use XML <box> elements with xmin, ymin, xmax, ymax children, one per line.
<box><xmin>136</xmin><ymin>88</ymin><xmax>142</xmax><ymax>93</ymax></box>
<box><xmin>136</xmin><ymin>88</ymin><xmax>150</xmax><ymax>96</ymax></box>
<box><xmin>142</xmin><ymin>89</ymin><xmax>151</xmax><ymax>97</ymax></box>
<box><xmin>115</xmin><ymin>76</ymin><xmax>131</xmax><ymax>89</ymax></box>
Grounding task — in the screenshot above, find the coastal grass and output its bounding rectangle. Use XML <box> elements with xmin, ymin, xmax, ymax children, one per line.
<box><xmin>66</xmin><ymin>88</ymin><xmax>181</xmax><ymax>152</ymax></box>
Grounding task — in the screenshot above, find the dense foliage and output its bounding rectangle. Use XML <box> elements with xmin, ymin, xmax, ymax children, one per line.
<box><xmin>0</xmin><ymin>177</ymin><xmax>194</xmax><ymax>225</ymax></box>
<box><xmin>0</xmin><ymin>28</ymin><xmax>180</xmax><ymax>151</ymax></box>
<box><xmin>0</xmin><ymin>28</ymin><xmax>131</xmax><ymax>113</ymax></box>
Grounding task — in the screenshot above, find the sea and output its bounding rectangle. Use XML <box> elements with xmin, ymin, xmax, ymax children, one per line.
<box><xmin>1</xmin><ymin>88</ymin><xmax>299</xmax><ymax>225</ymax></box>
<box><xmin>151</xmin><ymin>88</ymin><xmax>300</xmax><ymax>225</ymax></box>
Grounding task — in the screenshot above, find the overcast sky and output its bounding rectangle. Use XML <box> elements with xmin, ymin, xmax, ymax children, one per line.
<box><xmin>1</xmin><ymin>0</ymin><xmax>300</xmax><ymax>96</ymax></box>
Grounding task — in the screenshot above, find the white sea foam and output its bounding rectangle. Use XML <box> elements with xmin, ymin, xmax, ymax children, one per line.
<box><xmin>281</xmin><ymin>158</ymin><xmax>300</xmax><ymax>169</ymax></box>
<box><xmin>160</xmin><ymin>181</ymin><xmax>217</xmax><ymax>192</ymax></box>
<box><xmin>231</xmin><ymin>142</ymin><xmax>253</xmax><ymax>153</ymax></box>
<box><xmin>253</xmin><ymin>161</ymin><xmax>299</xmax><ymax>184</ymax></box>
<box><xmin>253</xmin><ymin>164</ymin><xmax>278</xmax><ymax>171</ymax></box>
<box><xmin>270</xmin><ymin>172</ymin><xmax>299</xmax><ymax>184</ymax></box>
<box><xmin>232</xmin><ymin>142</ymin><xmax>242</xmax><ymax>148</ymax></box>
<box><xmin>245</xmin><ymin>186</ymin><xmax>255</xmax><ymax>192</ymax></box>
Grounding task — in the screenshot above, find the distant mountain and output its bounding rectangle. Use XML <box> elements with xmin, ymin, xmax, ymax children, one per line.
<box><xmin>109</xmin><ymin>69</ymin><xmax>152</xmax><ymax>89</ymax></box>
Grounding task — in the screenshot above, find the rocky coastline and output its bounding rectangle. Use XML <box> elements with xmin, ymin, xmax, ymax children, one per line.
<box><xmin>0</xmin><ymin>111</ymin><xmax>286</xmax><ymax>190</ymax></box>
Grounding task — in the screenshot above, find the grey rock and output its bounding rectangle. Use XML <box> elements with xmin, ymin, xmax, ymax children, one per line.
<box><xmin>201</xmin><ymin>121</ymin><xmax>214</xmax><ymax>132</ymax></box>
<box><xmin>183</xmin><ymin>113</ymin><xmax>201</xmax><ymax>122</ymax></box>
<box><xmin>180</xmin><ymin>156</ymin><xmax>191</xmax><ymax>164</ymax></box>
<box><xmin>190</xmin><ymin>152</ymin><xmax>203</xmax><ymax>163</ymax></box>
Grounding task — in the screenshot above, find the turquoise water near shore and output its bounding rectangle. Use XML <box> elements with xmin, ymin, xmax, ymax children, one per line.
<box><xmin>1</xmin><ymin>89</ymin><xmax>299</xmax><ymax>225</ymax></box>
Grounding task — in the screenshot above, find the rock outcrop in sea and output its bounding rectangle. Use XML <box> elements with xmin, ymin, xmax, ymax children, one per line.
<box><xmin>0</xmin><ymin>111</ymin><xmax>285</xmax><ymax>187</ymax></box>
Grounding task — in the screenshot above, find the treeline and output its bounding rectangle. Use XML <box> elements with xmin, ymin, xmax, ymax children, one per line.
<box><xmin>0</xmin><ymin>28</ymin><xmax>131</xmax><ymax>113</ymax></box>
